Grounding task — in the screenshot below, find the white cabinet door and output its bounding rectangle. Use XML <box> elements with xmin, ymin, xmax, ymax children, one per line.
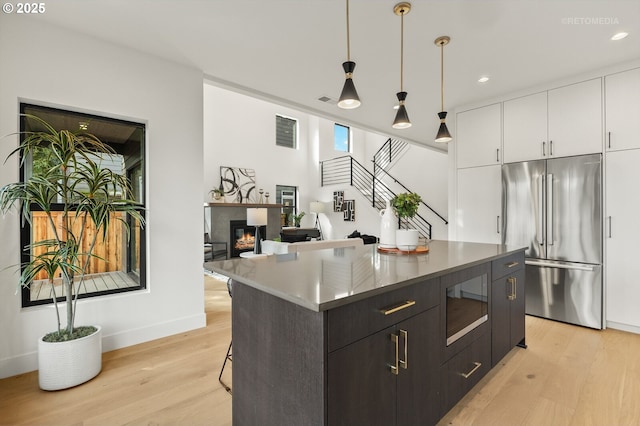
<box><xmin>503</xmin><ymin>91</ymin><xmax>547</xmax><ymax>163</ymax></box>
<box><xmin>605</xmin><ymin>68</ymin><xmax>640</xmax><ymax>151</ymax></box>
<box><xmin>548</xmin><ymin>78</ymin><xmax>603</xmax><ymax>157</ymax></box>
<box><xmin>605</xmin><ymin>149</ymin><xmax>640</xmax><ymax>329</ymax></box>
<box><xmin>456</xmin><ymin>165</ymin><xmax>501</xmax><ymax>244</ymax></box>
<box><xmin>456</xmin><ymin>104</ymin><xmax>501</xmax><ymax>168</ymax></box>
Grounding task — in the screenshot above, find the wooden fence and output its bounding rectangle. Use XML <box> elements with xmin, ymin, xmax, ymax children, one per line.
<box><xmin>31</xmin><ymin>211</ymin><xmax>124</xmax><ymax>280</ymax></box>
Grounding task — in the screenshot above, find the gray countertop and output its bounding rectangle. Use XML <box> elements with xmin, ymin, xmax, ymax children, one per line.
<box><xmin>204</xmin><ymin>240</ymin><xmax>525</xmax><ymax>312</ymax></box>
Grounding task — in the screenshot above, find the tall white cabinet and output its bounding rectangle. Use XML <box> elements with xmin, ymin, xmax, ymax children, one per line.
<box><xmin>455</xmin><ymin>103</ymin><xmax>502</xmax><ymax>244</ymax></box>
<box><xmin>603</xmin><ymin>67</ymin><xmax>640</xmax><ymax>330</ymax></box>
<box><xmin>605</xmin><ymin>150</ymin><xmax>640</xmax><ymax>329</ymax></box>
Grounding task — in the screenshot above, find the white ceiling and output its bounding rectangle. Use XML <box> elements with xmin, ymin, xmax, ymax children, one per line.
<box><xmin>31</xmin><ymin>0</ymin><xmax>640</xmax><ymax>151</ymax></box>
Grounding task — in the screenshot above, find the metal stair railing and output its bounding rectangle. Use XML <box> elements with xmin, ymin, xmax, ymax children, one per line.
<box><xmin>373</xmin><ymin>138</ymin><xmax>408</xmax><ymax>179</ymax></box>
<box><xmin>320</xmin><ymin>155</ymin><xmax>433</xmax><ymax>239</ymax></box>
<box><xmin>372</xmin><ymin>166</ymin><xmax>448</xmax><ymax>225</ymax></box>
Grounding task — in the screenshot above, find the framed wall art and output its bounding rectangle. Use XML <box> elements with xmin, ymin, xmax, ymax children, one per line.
<box><xmin>220</xmin><ymin>166</ymin><xmax>256</xmax><ymax>203</ymax></box>
<box><xmin>342</xmin><ymin>199</ymin><xmax>355</xmax><ymax>221</ymax></box>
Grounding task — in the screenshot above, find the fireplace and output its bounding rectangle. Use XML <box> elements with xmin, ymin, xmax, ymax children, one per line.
<box><xmin>230</xmin><ymin>220</ymin><xmax>266</xmax><ymax>257</ymax></box>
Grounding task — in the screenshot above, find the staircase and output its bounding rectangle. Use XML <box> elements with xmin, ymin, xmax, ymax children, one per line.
<box><xmin>320</xmin><ymin>138</ymin><xmax>448</xmax><ymax>240</ymax></box>
<box><xmin>321</xmin><ymin>156</ymin><xmax>446</xmax><ymax>240</ymax></box>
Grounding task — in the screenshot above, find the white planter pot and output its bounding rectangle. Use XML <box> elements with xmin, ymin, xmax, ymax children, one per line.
<box><xmin>395</xmin><ymin>229</ymin><xmax>419</xmax><ymax>251</ymax></box>
<box><xmin>38</xmin><ymin>326</ymin><xmax>102</xmax><ymax>391</ymax></box>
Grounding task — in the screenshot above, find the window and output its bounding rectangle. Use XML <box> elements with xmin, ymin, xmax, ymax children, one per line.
<box><xmin>19</xmin><ymin>103</ymin><xmax>146</xmax><ymax>307</ymax></box>
<box><xmin>334</xmin><ymin>123</ymin><xmax>350</xmax><ymax>152</ymax></box>
<box><xmin>276</xmin><ymin>115</ymin><xmax>297</xmax><ymax>148</ymax></box>
<box><xmin>276</xmin><ymin>185</ymin><xmax>297</xmax><ymax>226</ymax></box>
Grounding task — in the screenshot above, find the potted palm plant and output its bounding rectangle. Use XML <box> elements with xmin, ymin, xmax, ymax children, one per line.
<box><xmin>0</xmin><ymin>114</ymin><xmax>145</xmax><ymax>390</ymax></box>
<box><xmin>391</xmin><ymin>192</ymin><xmax>422</xmax><ymax>251</ymax></box>
<box><xmin>290</xmin><ymin>211</ymin><xmax>305</xmax><ymax>227</ymax></box>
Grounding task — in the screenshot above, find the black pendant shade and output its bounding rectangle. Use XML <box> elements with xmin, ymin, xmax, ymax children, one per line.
<box><xmin>338</xmin><ymin>61</ymin><xmax>361</xmax><ymax>109</ymax></box>
<box><xmin>393</xmin><ymin>91</ymin><xmax>411</xmax><ymax>129</ymax></box>
<box><xmin>435</xmin><ymin>111</ymin><xmax>452</xmax><ymax>142</ymax></box>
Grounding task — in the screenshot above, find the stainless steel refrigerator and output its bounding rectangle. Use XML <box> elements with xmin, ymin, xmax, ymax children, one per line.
<box><xmin>502</xmin><ymin>153</ymin><xmax>602</xmax><ymax>329</ymax></box>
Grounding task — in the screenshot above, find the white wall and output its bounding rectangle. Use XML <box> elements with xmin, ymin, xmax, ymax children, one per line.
<box><xmin>204</xmin><ymin>84</ymin><xmax>314</xmax><ymax>223</ymax></box>
<box><xmin>0</xmin><ymin>18</ymin><xmax>205</xmax><ymax>378</ymax></box>
<box><xmin>204</xmin><ymin>83</ymin><xmax>449</xmax><ymax>241</ymax></box>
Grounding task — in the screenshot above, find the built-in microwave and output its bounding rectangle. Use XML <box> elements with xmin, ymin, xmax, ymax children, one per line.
<box><xmin>445</xmin><ymin>272</ymin><xmax>488</xmax><ymax>346</ymax></box>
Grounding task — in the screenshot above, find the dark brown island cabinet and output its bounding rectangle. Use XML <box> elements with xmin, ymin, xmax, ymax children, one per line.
<box><xmin>207</xmin><ymin>241</ymin><xmax>526</xmax><ymax>426</ymax></box>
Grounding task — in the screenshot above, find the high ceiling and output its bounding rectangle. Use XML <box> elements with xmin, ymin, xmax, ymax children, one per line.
<box><xmin>28</xmin><ymin>0</ymin><xmax>640</xmax><ymax>151</ymax></box>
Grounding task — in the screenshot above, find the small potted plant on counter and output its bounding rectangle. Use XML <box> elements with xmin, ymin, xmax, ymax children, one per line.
<box><xmin>391</xmin><ymin>192</ymin><xmax>422</xmax><ymax>251</ymax></box>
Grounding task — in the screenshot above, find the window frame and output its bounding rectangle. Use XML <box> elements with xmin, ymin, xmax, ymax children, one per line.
<box><xmin>334</xmin><ymin>123</ymin><xmax>351</xmax><ymax>153</ymax></box>
<box><xmin>275</xmin><ymin>114</ymin><xmax>298</xmax><ymax>149</ymax></box>
<box><xmin>18</xmin><ymin>103</ymin><xmax>147</xmax><ymax>308</ymax></box>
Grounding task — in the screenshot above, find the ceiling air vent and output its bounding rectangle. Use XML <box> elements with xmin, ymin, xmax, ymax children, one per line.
<box><xmin>318</xmin><ymin>95</ymin><xmax>337</xmax><ymax>105</ymax></box>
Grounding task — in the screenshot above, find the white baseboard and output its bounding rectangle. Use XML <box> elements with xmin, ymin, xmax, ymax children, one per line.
<box><xmin>0</xmin><ymin>313</ymin><xmax>206</xmax><ymax>379</ymax></box>
<box><xmin>606</xmin><ymin>320</ymin><xmax>640</xmax><ymax>335</ymax></box>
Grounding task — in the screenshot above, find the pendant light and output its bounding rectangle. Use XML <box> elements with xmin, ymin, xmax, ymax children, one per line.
<box><xmin>392</xmin><ymin>2</ymin><xmax>411</xmax><ymax>129</ymax></box>
<box><xmin>338</xmin><ymin>0</ymin><xmax>361</xmax><ymax>109</ymax></box>
<box><xmin>434</xmin><ymin>35</ymin><xmax>452</xmax><ymax>143</ymax></box>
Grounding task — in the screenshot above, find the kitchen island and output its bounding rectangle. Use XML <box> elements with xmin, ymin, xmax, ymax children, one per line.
<box><xmin>205</xmin><ymin>240</ymin><xmax>526</xmax><ymax>426</ymax></box>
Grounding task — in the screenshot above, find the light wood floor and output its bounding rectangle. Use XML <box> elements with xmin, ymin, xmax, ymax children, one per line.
<box><xmin>1</xmin><ymin>276</ymin><xmax>639</xmax><ymax>425</ymax></box>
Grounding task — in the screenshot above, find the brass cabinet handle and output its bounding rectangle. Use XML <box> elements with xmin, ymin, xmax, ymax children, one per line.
<box><xmin>461</xmin><ymin>362</ymin><xmax>482</xmax><ymax>379</ymax></box>
<box><xmin>505</xmin><ymin>261</ymin><xmax>519</xmax><ymax>268</ymax></box>
<box><xmin>381</xmin><ymin>300</ymin><xmax>416</xmax><ymax>315</ymax></box>
<box><xmin>399</xmin><ymin>329</ymin><xmax>408</xmax><ymax>369</ymax></box>
<box><xmin>508</xmin><ymin>277</ymin><xmax>517</xmax><ymax>300</ymax></box>
<box><xmin>390</xmin><ymin>333</ymin><xmax>399</xmax><ymax>375</ymax></box>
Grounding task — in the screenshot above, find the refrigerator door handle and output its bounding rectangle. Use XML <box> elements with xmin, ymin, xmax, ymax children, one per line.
<box><xmin>547</xmin><ymin>173</ymin><xmax>554</xmax><ymax>246</ymax></box>
<box><xmin>525</xmin><ymin>259</ymin><xmax>597</xmax><ymax>272</ymax></box>
<box><xmin>537</xmin><ymin>174</ymin><xmax>545</xmax><ymax>245</ymax></box>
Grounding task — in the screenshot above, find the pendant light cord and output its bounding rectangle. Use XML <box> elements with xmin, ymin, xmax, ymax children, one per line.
<box><xmin>400</xmin><ymin>12</ymin><xmax>404</xmax><ymax>91</ymax></box>
<box><xmin>346</xmin><ymin>0</ymin><xmax>351</xmax><ymax>61</ymax></box>
<box><xmin>440</xmin><ymin>41</ymin><xmax>444</xmax><ymax>111</ymax></box>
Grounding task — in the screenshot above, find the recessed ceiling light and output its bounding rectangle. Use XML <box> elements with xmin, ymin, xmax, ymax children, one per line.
<box><xmin>478</xmin><ymin>76</ymin><xmax>490</xmax><ymax>83</ymax></box>
<box><xmin>611</xmin><ymin>32</ymin><xmax>629</xmax><ymax>41</ymax></box>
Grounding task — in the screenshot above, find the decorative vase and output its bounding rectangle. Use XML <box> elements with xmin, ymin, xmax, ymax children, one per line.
<box><xmin>379</xmin><ymin>200</ymin><xmax>397</xmax><ymax>248</ymax></box>
<box><xmin>396</xmin><ymin>229</ymin><xmax>419</xmax><ymax>251</ymax></box>
<box><xmin>38</xmin><ymin>326</ymin><xmax>102</xmax><ymax>391</ymax></box>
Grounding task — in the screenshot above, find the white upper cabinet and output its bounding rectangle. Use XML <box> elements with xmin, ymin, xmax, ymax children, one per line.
<box><xmin>456</xmin><ymin>103</ymin><xmax>501</xmax><ymax>168</ymax></box>
<box><xmin>503</xmin><ymin>78</ymin><xmax>602</xmax><ymax>163</ymax></box>
<box><xmin>605</xmin><ymin>68</ymin><xmax>640</xmax><ymax>151</ymax></box>
<box><xmin>548</xmin><ymin>78</ymin><xmax>602</xmax><ymax>157</ymax></box>
<box><xmin>503</xmin><ymin>91</ymin><xmax>547</xmax><ymax>163</ymax></box>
